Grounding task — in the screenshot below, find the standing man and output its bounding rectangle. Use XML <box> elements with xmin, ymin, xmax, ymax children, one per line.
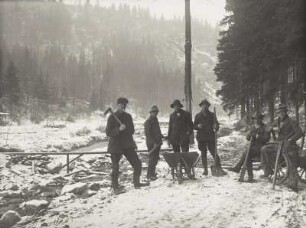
<box><xmin>194</xmin><ymin>99</ymin><xmax>221</xmax><ymax>175</ymax></box>
<box><xmin>229</xmin><ymin>114</ymin><xmax>270</xmax><ymax>182</ymax></box>
<box><xmin>144</xmin><ymin>105</ymin><xmax>163</xmax><ymax>181</ymax></box>
<box><xmin>167</xmin><ymin>99</ymin><xmax>193</xmax><ymax>153</ymax></box>
<box><xmin>106</xmin><ymin>97</ymin><xmax>149</xmax><ymax>195</ymax></box>
<box><xmin>261</xmin><ymin>104</ymin><xmax>303</xmax><ymax>192</ymax></box>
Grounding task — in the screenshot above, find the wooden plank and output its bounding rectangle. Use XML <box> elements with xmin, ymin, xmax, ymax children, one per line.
<box><xmin>1</xmin><ymin>148</ymin><xmax>176</xmax><ymax>156</ymax></box>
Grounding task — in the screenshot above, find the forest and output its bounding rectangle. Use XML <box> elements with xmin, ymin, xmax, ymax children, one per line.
<box><xmin>215</xmin><ymin>0</ymin><xmax>306</xmax><ymax>123</ymax></box>
<box><xmin>0</xmin><ymin>1</ymin><xmax>219</xmax><ymax>123</ymax></box>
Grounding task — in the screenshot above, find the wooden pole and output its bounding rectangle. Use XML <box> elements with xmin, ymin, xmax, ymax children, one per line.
<box><xmin>185</xmin><ymin>0</ymin><xmax>194</xmax><ymax>144</ymax></box>
<box><xmin>66</xmin><ymin>154</ymin><xmax>70</xmax><ymax>174</ymax></box>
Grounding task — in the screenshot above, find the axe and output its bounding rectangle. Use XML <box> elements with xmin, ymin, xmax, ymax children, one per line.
<box><xmin>104</xmin><ymin>107</ymin><xmax>123</xmax><ymax>125</ymax></box>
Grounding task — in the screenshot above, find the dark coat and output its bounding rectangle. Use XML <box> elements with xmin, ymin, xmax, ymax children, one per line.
<box><xmin>194</xmin><ymin>110</ymin><xmax>219</xmax><ymax>142</ymax></box>
<box><xmin>247</xmin><ymin>123</ymin><xmax>270</xmax><ymax>152</ymax></box>
<box><xmin>144</xmin><ymin>116</ymin><xmax>163</xmax><ymax>146</ymax></box>
<box><xmin>106</xmin><ymin>111</ymin><xmax>136</xmax><ymax>154</ymax></box>
<box><xmin>167</xmin><ymin>109</ymin><xmax>193</xmax><ymax>145</ymax></box>
<box><xmin>277</xmin><ymin>115</ymin><xmax>303</xmax><ymax>143</ymax></box>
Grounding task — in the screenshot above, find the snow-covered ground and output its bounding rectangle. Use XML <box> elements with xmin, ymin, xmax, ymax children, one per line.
<box><xmin>1</xmin><ymin>114</ymin><xmax>305</xmax><ymax>228</ymax></box>
<box><xmin>0</xmin><ymin>112</ymin><xmax>108</xmax><ymax>153</ymax></box>
<box><xmin>68</xmin><ymin>170</ymin><xmax>306</xmax><ymax>228</ymax></box>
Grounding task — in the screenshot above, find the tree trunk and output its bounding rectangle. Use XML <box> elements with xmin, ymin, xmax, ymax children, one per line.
<box><xmin>268</xmin><ymin>94</ymin><xmax>275</xmax><ymax>124</ymax></box>
<box><xmin>240</xmin><ymin>97</ymin><xmax>246</xmax><ymax>120</ymax></box>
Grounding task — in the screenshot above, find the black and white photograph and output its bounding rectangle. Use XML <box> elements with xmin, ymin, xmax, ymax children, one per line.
<box><xmin>0</xmin><ymin>0</ymin><xmax>305</xmax><ymax>227</ymax></box>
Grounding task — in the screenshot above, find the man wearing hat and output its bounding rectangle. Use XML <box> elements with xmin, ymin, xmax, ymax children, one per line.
<box><xmin>194</xmin><ymin>99</ymin><xmax>222</xmax><ymax>175</ymax></box>
<box><xmin>167</xmin><ymin>99</ymin><xmax>193</xmax><ymax>153</ymax></box>
<box><xmin>106</xmin><ymin>97</ymin><xmax>149</xmax><ymax>195</ymax></box>
<box><xmin>144</xmin><ymin>105</ymin><xmax>163</xmax><ymax>181</ymax></box>
<box><xmin>229</xmin><ymin>113</ymin><xmax>270</xmax><ymax>182</ymax></box>
<box><xmin>261</xmin><ymin>104</ymin><xmax>303</xmax><ymax>191</ymax></box>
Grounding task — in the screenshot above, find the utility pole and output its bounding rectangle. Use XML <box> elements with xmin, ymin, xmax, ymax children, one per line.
<box><xmin>184</xmin><ymin>0</ymin><xmax>194</xmax><ymax>143</ymax></box>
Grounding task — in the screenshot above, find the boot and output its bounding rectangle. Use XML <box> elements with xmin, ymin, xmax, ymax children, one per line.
<box><xmin>133</xmin><ymin>175</ymin><xmax>150</xmax><ymax>189</ymax></box>
<box><xmin>202</xmin><ymin>155</ymin><xmax>208</xmax><ymax>176</ymax></box>
<box><xmin>113</xmin><ymin>186</ymin><xmax>126</xmax><ymax>195</ymax></box>
<box><xmin>112</xmin><ymin>175</ymin><xmax>126</xmax><ymax>195</ymax></box>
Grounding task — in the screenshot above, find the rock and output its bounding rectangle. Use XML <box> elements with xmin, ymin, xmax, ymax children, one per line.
<box><xmin>20</xmin><ymin>200</ymin><xmax>49</xmax><ymax>216</ymax></box>
<box><xmin>47</xmin><ymin>162</ymin><xmax>62</xmax><ymax>174</ymax></box>
<box><xmin>88</xmin><ymin>183</ymin><xmax>101</xmax><ymax>191</ymax></box>
<box><xmin>1</xmin><ymin>190</ymin><xmax>22</xmax><ymax>199</ymax></box>
<box><xmin>61</xmin><ymin>183</ymin><xmax>88</xmax><ymax>195</ymax></box>
<box><xmin>0</xmin><ymin>191</ymin><xmax>9</xmax><ymax>197</ymax></box>
<box><xmin>83</xmin><ymin>189</ymin><xmax>97</xmax><ymax>197</ymax></box>
<box><xmin>99</xmin><ymin>179</ymin><xmax>111</xmax><ymax>188</ymax></box>
<box><xmin>41</xmin><ymin>222</ymin><xmax>48</xmax><ymax>227</ymax></box>
<box><xmin>0</xmin><ymin>210</ymin><xmax>21</xmax><ymax>228</ymax></box>
<box><xmin>10</xmin><ymin>184</ymin><xmax>19</xmax><ymax>191</ymax></box>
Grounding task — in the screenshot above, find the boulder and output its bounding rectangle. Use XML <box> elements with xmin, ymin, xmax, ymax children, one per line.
<box><xmin>83</xmin><ymin>189</ymin><xmax>97</xmax><ymax>197</ymax></box>
<box><xmin>0</xmin><ymin>210</ymin><xmax>21</xmax><ymax>228</ymax></box>
<box><xmin>47</xmin><ymin>162</ymin><xmax>62</xmax><ymax>174</ymax></box>
<box><xmin>61</xmin><ymin>183</ymin><xmax>87</xmax><ymax>195</ymax></box>
<box><xmin>88</xmin><ymin>183</ymin><xmax>101</xmax><ymax>191</ymax></box>
<box><xmin>19</xmin><ymin>200</ymin><xmax>49</xmax><ymax>216</ymax></box>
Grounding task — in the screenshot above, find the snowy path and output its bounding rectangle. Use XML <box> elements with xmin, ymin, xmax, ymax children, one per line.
<box><xmin>69</xmin><ymin>170</ymin><xmax>306</xmax><ymax>228</ymax></box>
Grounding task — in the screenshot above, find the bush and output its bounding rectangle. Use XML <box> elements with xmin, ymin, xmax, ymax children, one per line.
<box><xmin>75</xmin><ymin>127</ymin><xmax>91</xmax><ymax>136</ymax></box>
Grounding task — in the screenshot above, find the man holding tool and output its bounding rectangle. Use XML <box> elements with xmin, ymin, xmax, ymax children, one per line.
<box><xmin>194</xmin><ymin>99</ymin><xmax>225</xmax><ymax>176</ymax></box>
<box><xmin>105</xmin><ymin>97</ymin><xmax>149</xmax><ymax>195</ymax></box>
<box><xmin>261</xmin><ymin>104</ymin><xmax>303</xmax><ymax>192</ymax></box>
<box><xmin>233</xmin><ymin>113</ymin><xmax>270</xmax><ymax>182</ymax></box>
<box><xmin>144</xmin><ymin>105</ymin><xmax>163</xmax><ymax>181</ymax></box>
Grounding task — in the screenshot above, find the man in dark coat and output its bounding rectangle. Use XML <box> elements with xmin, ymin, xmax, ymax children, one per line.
<box><xmin>194</xmin><ymin>99</ymin><xmax>221</xmax><ymax>175</ymax></box>
<box><xmin>261</xmin><ymin>104</ymin><xmax>303</xmax><ymax>192</ymax></box>
<box><xmin>229</xmin><ymin>114</ymin><xmax>270</xmax><ymax>182</ymax></box>
<box><xmin>167</xmin><ymin>99</ymin><xmax>193</xmax><ymax>153</ymax></box>
<box><xmin>106</xmin><ymin>97</ymin><xmax>149</xmax><ymax>195</ymax></box>
<box><xmin>144</xmin><ymin>105</ymin><xmax>163</xmax><ymax>181</ymax></box>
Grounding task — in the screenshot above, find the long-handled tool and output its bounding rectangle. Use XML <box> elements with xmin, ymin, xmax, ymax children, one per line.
<box><xmin>272</xmin><ymin>141</ymin><xmax>284</xmax><ymax>190</ymax></box>
<box><xmin>104</xmin><ymin>107</ymin><xmax>123</xmax><ymax>125</ymax></box>
<box><xmin>211</xmin><ymin>107</ymin><xmax>227</xmax><ymax>177</ymax></box>
<box><xmin>238</xmin><ymin>136</ymin><xmax>253</xmax><ymax>182</ymax></box>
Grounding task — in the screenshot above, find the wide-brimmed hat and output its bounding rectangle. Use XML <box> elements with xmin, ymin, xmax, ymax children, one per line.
<box><xmin>276</xmin><ymin>104</ymin><xmax>288</xmax><ymax>112</ymax></box>
<box><xmin>199</xmin><ymin>99</ymin><xmax>211</xmax><ymax>107</ymax></box>
<box><xmin>149</xmin><ymin>105</ymin><xmax>159</xmax><ymax>113</ymax></box>
<box><xmin>117</xmin><ymin>97</ymin><xmax>129</xmax><ymax>105</ymax></box>
<box><xmin>170</xmin><ymin>99</ymin><xmax>183</xmax><ymax>108</ymax></box>
<box><xmin>251</xmin><ymin>113</ymin><xmax>264</xmax><ymax>119</ymax></box>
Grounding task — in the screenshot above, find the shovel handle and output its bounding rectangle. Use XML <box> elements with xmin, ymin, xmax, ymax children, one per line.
<box><xmin>272</xmin><ymin>141</ymin><xmax>283</xmax><ymax>190</ymax></box>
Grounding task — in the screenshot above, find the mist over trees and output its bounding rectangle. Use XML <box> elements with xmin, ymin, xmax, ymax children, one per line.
<box><xmin>0</xmin><ymin>1</ymin><xmax>219</xmax><ymax>121</ymax></box>
<box><xmin>215</xmin><ymin>0</ymin><xmax>305</xmax><ymax>123</ymax></box>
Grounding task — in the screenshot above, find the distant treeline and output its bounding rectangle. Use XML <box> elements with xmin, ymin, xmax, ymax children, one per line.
<box><xmin>0</xmin><ymin>1</ymin><xmax>219</xmax><ymax>121</ymax></box>
<box><xmin>215</xmin><ymin>0</ymin><xmax>305</xmax><ymax>123</ymax></box>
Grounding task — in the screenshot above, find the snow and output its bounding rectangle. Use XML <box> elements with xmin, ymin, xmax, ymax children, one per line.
<box><xmin>0</xmin><ymin>114</ymin><xmax>107</xmax><ymax>153</ymax></box>
<box><xmin>20</xmin><ymin>200</ymin><xmax>49</xmax><ymax>208</ymax></box>
<box><xmin>1</xmin><ymin>115</ymin><xmax>305</xmax><ymax>228</ymax></box>
<box><xmin>61</xmin><ymin>183</ymin><xmax>88</xmax><ymax>195</ymax></box>
<box><xmin>68</xmin><ymin>169</ymin><xmax>306</xmax><ymax>228</ymax></box>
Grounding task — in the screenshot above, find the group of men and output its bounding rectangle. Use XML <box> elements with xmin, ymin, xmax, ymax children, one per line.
<box><xmin>229</xmin><ymin>104</ymin><xmax>303</xmax><ymax>192</ymax></box>
<box><xmin>106</xmin><ymin>97</ymin><xmax>222</xmax><ymax>194</ymax></box>
<box><xmin>106</xmin><ymin>97</ymin><xmax>303</xmax><ymax>194</ymax></box>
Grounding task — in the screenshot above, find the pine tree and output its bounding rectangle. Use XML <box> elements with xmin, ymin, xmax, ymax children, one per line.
<box><xmin>5</xmin><ymin>61</ymin><xmax>21</xmax><ymax>105</ymax></box>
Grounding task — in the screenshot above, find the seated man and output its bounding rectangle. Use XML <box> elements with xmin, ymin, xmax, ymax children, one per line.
<box><xmin>261</xmin><ymin>104</ymin><xmax>303</xmax><ymax>192</ymax></box>
<box><xmin>229</xmin><ymin>114</ymin><xmax>270</xmax><ymax>182</ymax></box>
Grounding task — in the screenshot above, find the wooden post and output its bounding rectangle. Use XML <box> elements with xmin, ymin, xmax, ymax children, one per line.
<box><xmin>66</xmin><ymin>154</ymin><xmax>70</xmax><ymax>174</ymax></box>
<box><xmin>32</xmin><ymin>160</ymin><xmax>35</xmax><ymax>174</ymax></box>
<box><xmin>184</xmin><ymin>0</ymin><xmax>194</xmax><ymax>144</ymax></box>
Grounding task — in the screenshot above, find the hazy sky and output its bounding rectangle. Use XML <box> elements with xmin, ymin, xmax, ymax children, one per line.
<box><xmin>70</xmin><ymin>0</ymin><xmax>226</xmax><ymax>25</ymax></box>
